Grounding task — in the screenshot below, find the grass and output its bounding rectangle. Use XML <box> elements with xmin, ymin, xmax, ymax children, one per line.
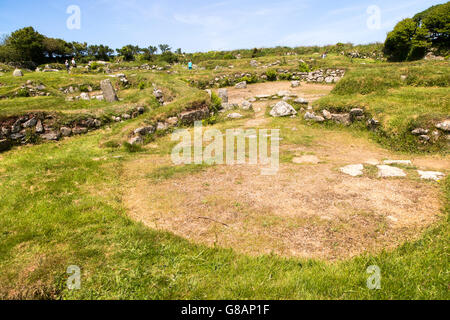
<box><xmin>0</xmin><ymin>129</ymin><xmax>448</xmax><ymax>299</ymax></box>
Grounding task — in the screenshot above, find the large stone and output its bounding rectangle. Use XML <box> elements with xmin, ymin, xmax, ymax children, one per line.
<box><xmin>377</xmin><ymin>165</ymin><xmax>406</xmax><ymax>178</ymax></box>
<box><xmin>60</xmin><ymin>127</ymin><xmax>72</xmax><ymax>137</ymax></box>
<box><xmin>0</xmin><ymin>139</ymin><xmax>11</xmax><ymax>152</ymax></box>
<box><xmin>41</xmin><ymin>132</ymin><xmax>60</xmax><ymax>141</ymax></box>
<box><xmin>304</xmin><ymin>112</ymin><xmax>325</xmax><ymax>122</ymax></box>
<box><xmin>235</xmin><ymin>81</ymin><xmax>247</xmax><ymax>89</ymax></box>
<box><xmin>13</xmin><ymin>69</ymin><xmax>23</xmax><ymax>77</ymax></box>
<box><xmin>291</xmin><ymin>81</ymin><xmax>301</xmax><ymax>88</ymax></box>
<box><xmin>340</xmin><ymin>164</ymin><xmax>364</xmax><ymax>177</ymax></box>
<box><xmin>128</xmin><ymin>136</ymin><xmax>143</xmax><ymax>145</ymax></box>
<box><xmin>72</xmin><ymin>127</ymin><xmax>88</xmax><ymax>135</ymax></box>
<box><xmin>80</xmin><ymin>92</ymin><xmax>90</xmax><ymax>101</ymax></box>
<box><xmin>435</xmin><ymin>120</ymin><xmax>450</xmax><ymax>132</ymax></box>
<box><xmin>228</xmin><ymin>113</ymin><xmax>244</xmax><ymax>119</ymax></box>
<box><xmin>22</xmin><ymin>118</ymin><xmax>37</xmax><ymax>128</ymax></box>
<box><xmin>293</xmin><ymin>97</ymin><xmax>308</xmax><ymax>105</ymax></box>
<box><xmin>218</xmin><ymin>89</ymin><xmax>228</xmax><ymax>103</ymax></box>
<box><xmin>100</xmin><ymin>79</ymin><xmax>119</xmax><ymax>102</ymax></box>
<box><xmin>417</xmin><ymin>170</ymin><xmax>445</xmax><ymax>181</ymax></box>
<box><xmin>412</xmin><ymin>128</ymin><xmax>429</xmax><ymax>135</ymax></box>
<box><xmin>322</xmin><ymin>110</ymin><xmax>332</xmax><ymax>120</ymax></box>
<box><xmin>35</xmin><ymin>120</ymin><xmax>44</xmax><ymax>133</ymax></box>
<box><xmin>331</xmin><ymin>113</ymin><xmax>351</xmax><ymax>126</ymax></box>
<box><xmin>270</xmin><ymin>101</ymin><xmax>297</xmax><ymax>117</ymax></box>
<box><xmin>241</xmin><ymin>100</ymin><xmax>253</xmax><ymax>110</ymax></box>
<box><xmin>134</xmin><ymin>126</ymin><xmax>155</xmax><ymax>136</ymax></box>
<box><xmin>179</xmin><ymin>107</ymin><xmax>210</xmax><ymax>125</ymax></box>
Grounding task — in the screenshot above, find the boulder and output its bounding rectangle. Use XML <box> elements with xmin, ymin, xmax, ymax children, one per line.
<box><xmin>218</xmin><ymin>89</ymin><xmax>228</xmax><ymax>103</ymax></box>
<box><xmin>227</xmin><ymin>113</ymin><xmax>244</xmax><ymax>119</ymax></box>
<box><xmin>322</xmin><ymin>110</ymin><xmax>332</xmax><ymax>120</ymax></box>
<box><xmin>417</xmin><ymin>170</ymin><xmax>445</xmax><ymax>181</ymax></box>
<box><xmin>412</xmin><ymin>128</ymin><xmax>429</xmax><ymax>135</ymax></box>
<box><xmin>331</xmin><ymin>113</ymin><xmax>351</xmax><ymax>126</ymax></box>
<box><xmin>235</xmin><ymin>81</ymin><xmax>247</xmax><ymax>89</ymax></box>
<box><xmin>377</xmin><ymin>165</ymin><xmax>406</xmax><ymax>178</ymax></box>
<box><xmin>13</xmin><ymin>69</ymin><xmax>23</xmax><ymax>77</ymax></box>
<box><xmin>179</xmin><ymin>107</ymin><xmax>210</xmax><ymax>125</ymax></box>
<box><xmin>156</xmin><ymin>122</ymin><xmax>169</xmax><ymax>131</ymax></box>
<box><xmin>41</xmin><ymin>132</ymin><xmax>60</xmax><ymax>141</ymax></box>
<box><xmin>80</xmin><ymin>92</ymin><xmax>90</xmax><ymax>101</ymax></box>
<box><xmin>270</xmin><ymin>101</ymin><xmax>297</xmax><ymax>117</ymax></box>
<box><xmin>22</xmin><ymin>118</ymin><xmax>37</xmax><ymax>128</ymax></box>
<box><xmin>340</xmin><ymin>164</ymin><xmax>364</xmax><ymax>177</ymax></box>
<box><xmin>291</xmin><ymin>81</ymin><xmax>301</xmax><ymax>88</ymax></box>
<box><xmin>250</xmin><ymin>60</ymin><xmax>259</xmax><ymax>67</ymax></box>
<box><xmin>72</xmin><ymin>127</ymin><xmax>88</xmax><ymax>135</ymax></box>
<box><xmin>304</xmin><ymin>112</ymin><xmax>325</xmax><ymax>122</ymax></box>
<box><xmin>60</xmin><ymin>127</ymin><xmax>72</xmax><ymax>137</ymax></box>
<box><xmin>128</xmin><ymin>136</ymin><xmax>143</xmax><ymax>145</ymax></box>
<box><xmin>241</xmin><ymin>100</ymin><xmax>253</xmax><ymax>111</ymax></box>
<box><xmin>134</xmin><ymin>126</ymin><xmax>155</xmax><ymax>136</ymax></box>
<box><xmin>293</xmin><ymin>97</ymin><xmax>308</xmax><ymax>104</ymax></box>
<box><xmin>100</xmin><ymin>79</ymin><xmax>119</xmax><ymax>102</ymax></box>
<box><xmin>435</xmin><ymin>120</ymin><xmax>450</xmax><ymax>132</ymax></box>
<box><xmin>35</xmin><ymin>120</ymin><xmax>44</xmax><ymax>133</ymax></box>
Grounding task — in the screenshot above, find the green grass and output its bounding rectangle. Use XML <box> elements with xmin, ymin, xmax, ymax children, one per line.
<box><xmin>0</xmin><ymin>128</ymin><xmax>448</xmax><ymax>299</ymax></box>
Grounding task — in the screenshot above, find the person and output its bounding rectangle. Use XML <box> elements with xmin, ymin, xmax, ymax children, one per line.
<box><xmin>188</xmin><ymin>61</ymin><xmax>193</xmax><ymax>70</ymax></box>
<box><xmin>71</xmin><ymin>58</ymin><xmax>77</xmax><ymax>68</ymax></box>
<box><xmin>65</xmin><ymin>60</ymin><xmax>70</xmax><ymax>73</ymax></box>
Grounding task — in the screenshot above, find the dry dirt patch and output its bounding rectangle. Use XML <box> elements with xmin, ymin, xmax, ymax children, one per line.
<box><xmin>122</xmin><ymin>155</ymin><xmax>443</xmax><ymax>260</ymax></box>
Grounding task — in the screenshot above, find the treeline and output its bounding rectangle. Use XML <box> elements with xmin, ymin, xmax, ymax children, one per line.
<box><xmin>384</xmin><ymin>2</ymin><xmax>449</xmax><ymax>61</ymax></box>
<box><xmin>0</xmin><ymin>26</ymin><xmax>183</xmax><ymax>67</ymax></box>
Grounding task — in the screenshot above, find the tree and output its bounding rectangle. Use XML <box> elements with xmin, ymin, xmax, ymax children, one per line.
<box><xmin>43</xmin><ymin>37</ymin><xmax>72</xmax><ymax>60</ymax></box>
<box><xmin>88</xmin><ymin>44</ymin><xmax>114</xmax><ymax>61</ymax></box>
<box><xmin>4</xmin><ymin>27</ymin><xmax>45</xmax><ymax>63</ymax></box>
<box><xmin>384</xmin><ymin>2</ymin><xmax>449</xmax><ymax>61</ymax></box>
<box><xmin>116</xmin><ymin>45</ymin><xmax>142</xmax><ymax>61</ymax></box>
<box><xmin>158</xmin><ymin>44</ymin><xmax>171</xmax><ymax>53</ymax></box>
<box><xmin>148</xmin><ymin>46</ymin><xmax>158</xmax><ymax>55</ymax></box>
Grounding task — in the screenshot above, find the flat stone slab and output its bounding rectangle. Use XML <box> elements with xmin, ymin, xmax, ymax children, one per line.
<box><xmin>417</xmin><ymin>170</ymin><xmax>445</xmax><ymax>181</ymax></box>
<box><xmin>377</xmin><ymin>165</ymin><xmax>407</xmax><ymax>178</ymax></box>
<box><xmin>383</xmin><ymin>160</ymin><xmax>412</xmax><ymax>166</ymax></box>
<box><xmin>292</xmin><ymin>155</ymin><xmax>320</xmax><ymax>164</ymax></box>
<box><xmin>340</xmin><ymin>164</ymin><xmax>364</xmax><ymax>177</ymax></box>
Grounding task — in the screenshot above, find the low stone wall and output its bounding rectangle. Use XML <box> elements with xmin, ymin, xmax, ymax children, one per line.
<box><xmin>0</xmin><ymin>106</ymin><xmax>147</xmax><ymax>152</ymax></box>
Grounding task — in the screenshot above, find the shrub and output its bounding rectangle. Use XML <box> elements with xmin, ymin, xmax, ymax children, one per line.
<box><xmin>210</xmin><ymin>91</ymin><xmax>222</xmax><ymax>113</ymax></box>
<box><xmin>298</xmin><ymin>61</ymin><xmax>311</xmax><ymax>73</ymax></box>
<box><xmin>279</xmin><ymin>73</ymin><xmax>293</xmax><ymax>80</ymax></box>
<box><xmin>138</xmin><ymin>81</ymin><xmax>146</xmax><ymax>90</ymax></box>
<box><xmin>265</xmin><ymin>69</ymin><xmax>277</xmax><ymax>81</ymax></box>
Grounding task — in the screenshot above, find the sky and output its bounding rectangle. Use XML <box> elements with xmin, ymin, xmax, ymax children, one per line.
<box><xmin>0</xmin><ymin>0</ymin><xmax>445</xmax><ymax>53</ymax></box>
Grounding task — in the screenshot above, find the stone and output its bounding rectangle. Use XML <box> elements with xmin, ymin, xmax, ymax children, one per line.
<box><xmin>156</xmin><ymin>122</ymin><xmax>169</xmax><ymax>131</ymax></box>
<box><xmin>95</xmin><ymin>95</ymin><xmax>104</xmax><ymax>101</ymax></box>
<box><xmin>293</xmin><ymin>97</ymin><xmax>308</xmax><ymax>104</ymax></box>
<box><xmin>277</xmin><ymin>91</ymin><xmax>291</xmax><ymax>97</ymax></box>
<box><xmin>417</xmin><ymin>170</ymin><xmax>445</xmax><ymax>181</ymax></box>
<box><xmin>383</xmin><ymin>160</ymin><xmax>412</xmax><ymax>166</ymax></box>
<box><xmin>241</xmin><ymin>100</ymin><xmax>253</xmax><ymax>111</ymax></box>
<box><xmin>227</xmin><ymin>113</ymin><xmax>244</xmax><ymax>119</ymax></box>
<box><xmin>419</xmin><ymin>135</ymin><xmax>430</xmax><ymax>142</ymax></box>
<box><xmin>255</xmin><ymin>94</ymin><xmax>271</xmax><ymax>100</ymax></box>
<box><xmin>218</xmin><ymin>89</ymin><xmax>228</xmax><ymax>103</ymax></box>
<box><xmin>340</xmin><ymin>164</ymin><xmax>364</xmax><ymax>177</ymax></box>
<box><xmin>153</xmin><ymin>89</ymin><xmax>164</xmax><ymax>99</ymax></box>
<box><xmin>0</xmin><ymin>139</ymin><xmax>11</xmax><ymax>152</ymax></box>
<box><xmin>80</xmin><ymin>92</ymin><xmax>90</xmax><ymax>100</ymax></box>
<box><xmin>93</xmin><ymin>119</ymin><xmax>101</xmax><ymax>127</ymax></box>
<box><xmin>235</xmin><ymin>81</ymin><xmax>247</xmax><ymax>89</ymax></box>
<box><xmin>270</xmin><ymin>101</ymin><xmax>297</xmax><ymax>117</ymax></box>
<box><xmin>11</xmin><ymin>120</ymin><xmax>21</xmax><ymax>133</ymax></box>
<box><xmin>325</xmin><ymin>76</ymin><xmax>334</xmax><ymax>84</ymax></box>
<box><xmin>304</xmin><ymin>112</ymin><xmax>325</xmax><ymax>122</ymax></box>
<box><xmin>129</xmin><ymin>136</ymin><xmax>143</xmax><ymax>145</ymax></box>
<box><xmin>247</xmin><ymin>97</ymin><xmax>256</xmax><ymax>103</ymax></box>
<box><xmin>350</xmin><ymin>108</ymin><xmax>364</xmax><ymax>117</ymax></box>
<box><xmin>331</xmin><ymin>113</ymin><xmax>351</xmax><ymax>126</ymax></box>
<box><xmin>250</xmin><ymin>60</ymin><xmax>259</xmax><ymax>67</ymax></box>
<box><xmin>377</xmin><ymin>165</ymin><xmax>406</xmax><ymax>178</ymax></box>
<box><xmin>41</xmin><ymin>132</ymin><xmax>60</xmax><ymax>141</ymax></box>
<box><xmin>72</xmin><ymin>127</ymin><xmax>88</xmax><ymax>135</ymax></box>
<box><xmin>122</xmin><ymin>114</ymin><xmax>131</xmax><ymax>120</ymax></box>
<box><xmin>35</xmin><ymin>120</ymin><xmax>44</xmax><ymax>133</ymax></box>
<box><xmin>322</xmin><ymin>110</ymin><xmax>332</xmax><ymax>120</ymax></box>
<box><xmin>292</xmin><ymin>155</ymin><xmax>320</xmax><ymax>164</ymax></box>
<box><xmin>100</xmin><ymin>79</ymin><xmax>119</xmax><ymax>102</ymax></box>
<box><xmin>137</xmin><ymin>106</ymin><xmax>145</xmax><ymax>114</ymax></box>
<box><xmin>10</xmin><ymin>133</ymin><xmax>25</xmax><ymax>140</ymax></box>
<box><xmin>167</xmin><ymin>117</ymin><xmax>179</xmax><ymax>126</ymax></box>
<box><xmin>435</xmin><ymin>120</ymin><xmax>450</xmax><ymax>132</ymax></box>
<box><xmin>13</xmin><ymin>69</ymin><xmax>23</xmax><ymax>77</ymax></box>
<box><xmin>134</xmin><ymin>126</ymin><xmax>155</xmax><ymax>136</ymax></box>
<box><xmin>367</xmin><ymin>118</ymin><xmax>380</xmax><ymax>130</ymax></box>
<box><xmin>205</xmin><ymin>89</ymin><xmax>212</xmax><ymax>98</ymax></box>
<box><xmin>179</xmin><ymin>107</ymin><xmax>210</xmax><ymax>125</ymax></box>
<box><xmin>412</xmin><ymin>128</ymin><xmax>429</xmax><ymax>135</ymax></box>
<box><xmin>291</xmin><ymin>81</ymin><xmax>301</xmax><ymax>88</ymax></box>
<box><xmin>22</xmin><ymin>118</ymin><xmax>37</xmax><ymax>128</ymax></box>
<box><xmin>60</xmin><ymin>127</ymin><xmax>72</xmax><ymax>137</ymax></box>
<box><xmin>222</xmin><ymin>103</ymin><xmax>239</xmax><ymax>111</ymax></box>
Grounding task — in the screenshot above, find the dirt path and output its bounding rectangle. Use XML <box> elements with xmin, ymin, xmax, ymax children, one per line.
<box><xmin>122</xmin><ymin>82</ymin><xmax>449</xmax><ymax>261</ymax></box>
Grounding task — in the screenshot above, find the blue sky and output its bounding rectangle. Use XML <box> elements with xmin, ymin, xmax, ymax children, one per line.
<box><xmin>0</xmin><ymin>0</ymin><xmax>445</xmax><ymax>52</ymax></box>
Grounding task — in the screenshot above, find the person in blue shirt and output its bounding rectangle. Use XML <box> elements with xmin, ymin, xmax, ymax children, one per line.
<box><xmin>188</xmin><ymin>61</ymin><xmax>193</xmax><ymax>70</ymax></box>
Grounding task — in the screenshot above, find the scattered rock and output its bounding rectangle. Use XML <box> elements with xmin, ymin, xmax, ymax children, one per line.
<box><xmin>367</xmin><ymin>118</ymin><xmax>380</xmax><ymax>130</ymax></box>
<box><xmin>22</xmin><ymin>118</ymin><xmax>37</xmax><ymax>128</ymax></box>
<box><xmin>134</xmin><ymin>126</ymin><xmax>155</xmax><ymax>136</ymax></box>
<box><xmin>292</xmin><ymin>155</ymin><xmax>320</xmax><ymax>164</ymax></box>
<box><xmin>218</xmin><ymin>89</ymin><xmax>228</xmax><ymax>103</ymax></box>
<box><xmin>241</xmin><ymin>100</ymin><xmax>253</xmax><ymax>111</ymax></box>
<box><xmin>80</xmin><ymin>92</ymin><xmax>90</xmax><ymax>101</ymax></box>
<box><xmin>340</xmin><ymin>164</ymin><xmax>364</xmax><ymax>177</ymax></box>
<box><xmin>304</xmin><ymin>112</ymin><xmax>325</xmax><ymax>122</ymax></box>
<box><xmin>60</xmin><ymin>127</ymin><xmax>72</xmax><ymax>137</ymax></box>
<box><xmin>41</xmin><ymin>132</ymin><xmax>60</xmax><ymax>141</ymax></box>
<box><xmin>383</xmin><ymin>160</ymin><xmax>412</xmax><ymax>166</ymax></box>
<box><xmin>377</xmin><ymin>165</ymin><xmax>406</xmax><ymax>178</ymax></box>
<box><xmin>13</xmin><ymin>69</ymin><xmax>23</xmax><ymax>77</ymax></box>
<box><xmin>293</xmin><ymin>97</ymin><xmax>308</xmax><ymax>105</ymax></box>
<box><xmin>227</xmin><ymin>113</ymin><xmax>244</xmax><ymax>119</ymax></box>
<box><xmin>72</xmin><ymin>127</ymin><xmax>88</xmax><ymax>135</ymax></box>
<box><xmin>129</xmin><ymin>136</ymin><xmax>143</xmax><ymax>145</ymax></box>
<box><xmin>322</xmin><ymin>110</ymin><xmax>332</xmax><ymax>120</ymax></box>
<box><xmin>35</xmin><ymin>120</ymin><xmax>44</xmax><ymax>133</ymax></box>
<box><xmin>250</xmin><ymin>60</ymin><xmax>259</xmax><ymax>67</ymax></box>
<box><xmin>235</xmin><ymin>81</ymin><xmax>247</xmax><ymax>89</ymax></box>
<box><xmin>435</xmin><ymin>120</ymin><xmax>450</xmax><ymax>132</ymax></box>
<box><xmin>331</xmin><ymin>113</ymin><xmax>351</xmax><ymax>126</ymax></box>
<box><xmin>291</xmin><ymin>81</ymin><xmax>301</xmax><ymax>88</ymax></box>
<box><xmin>179</xmin><ymin>107</ymin><xmax>210</xmax><ymax>125</ymax></box>
<box><xmin>270</xmin><ymin>101</ymin><xmax>297</xmax><ymax>117</ymax></box>
<box><xmin>156</xmin><ymin>122</ymin><xmax>169</xmax><ymax>131</ymax></box>
<box><xmin>417</xmin><ymin>170</ymin><xmax>445</xmax><ymax>181</ymax></box>
<box><xmin>412</xmin><ymin>128</ymin><xmax>429</xmax><ymax>135</ymax></box>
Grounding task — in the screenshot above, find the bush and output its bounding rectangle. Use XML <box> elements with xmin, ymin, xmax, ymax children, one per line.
<box><xmin>298</xmin><ymin>61</ymin><xmax>311</xmax><ymax>73</ymax></box>
<box><xmin>265</xmin><ymin>69</ymin><xmax>277</xmax><ymax>81</ymax></box>
<box><xmin>279</xmin><ymin>73</ymin><xmax>293</xmax><ymax>80</ymax></box>
<box><xmin>138</xmin><ymin>81</ymin><xmax>146</xmax><ymax>90</ymax></box>
<box><xmin>210</xmin><ymin>92</ymin><xmax>222</xmax><ymax>113</ymax></box>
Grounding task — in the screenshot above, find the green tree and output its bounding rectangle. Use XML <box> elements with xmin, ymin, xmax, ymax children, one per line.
<box><xmin>5</xmin><ymin>27</ymin><xmax>45</xmax><ymax>63</ymax></box>
<box><xmin>116</xmin><ymin>45</ymin><xmax>142</xmax><ymax>61</ymax></box>
<box><xmin>158</xmin><ymin>44</ymin><xmax>171</xmax><ymax>53</ymax></box>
